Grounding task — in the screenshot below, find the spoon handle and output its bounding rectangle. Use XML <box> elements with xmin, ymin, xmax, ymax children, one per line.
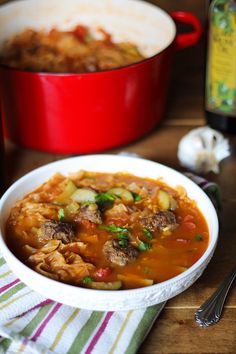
<box><xmin>195</xmin><ymin>266</ymin><xmax>236</xmax><ymax>327</ymax></box>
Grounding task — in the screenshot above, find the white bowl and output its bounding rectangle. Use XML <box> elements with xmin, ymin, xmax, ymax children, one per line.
<box><xmin>0</xmin><ymin>155</ymin><xmax>219</xmax><ymax>311</ymax></box>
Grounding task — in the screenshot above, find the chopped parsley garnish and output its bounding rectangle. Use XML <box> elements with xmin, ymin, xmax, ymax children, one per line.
<box><xmin>138</xmin><ymin>241</ymin><xmax>152</xmax><ymax>252</ymax></box>
<box><xmin>118</xmin><ymin>239</ymin><xmax>129</xmax><ymax>247</ymax></box>
<box><xmin>117</xmin><ymin>233</ymin><xmax>129</xmax><ymax>246</ymax></box>
<box><xmin>117</xmin><ymin>234</ymin><xmax>129</xmax><ymax>247</ymax></box>
<box><xmin>100</xmin><ymin>224</ymin><xmax>129</xmax><ymax>234</ymax></box>
<box><xmin>101</xmin><ymin>224</ymin><xmax>130</xmax><ymax>246</ymax></box>
<box><xmin>132</xmin><ymin>192</ymin><xmax>142</xmax><ymax>202</ymax></box>
<box><xmin>96</xmin><ymin>192</ymin><xmax>116</xmax><ymax>203</ymax></box>
<box><xmin>117</xmin><ymin>233</ymin><xmax>129</xmax><ymax>240</ymax></box>
<box><xmin>58</xmin><ymin>208</ymin><xmax>65</xmax><ymax>221</ymax></box>
<box><xmin>143</xmin><ymin>228</ymin><xmax>153</xmax><ymax>240</ymax></box>
<box><xmin>82</xmin><ymin>276</ymin><xmax>93</xmax><ymax>284</ymax></box>
<box><xmin>195</xmin><ymin>234</ymin><xmax>204</xmax><ymax>242</ymax></box>
<box><xmin>95</xmin><ymin>192</ymin><xmax>116</xmax><ymax>208</ymax></box>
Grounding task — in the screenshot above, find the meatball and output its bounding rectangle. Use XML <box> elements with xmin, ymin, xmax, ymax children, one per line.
<box><xmin>140</xmin><ymin>210</ymin><xmax>177</xmax><ymax>232</ymax></box>
<box><xmin>103</xmin><ymin>239</ymin><xmax>138</xmax><ymax>266</ymax></box>
<box><xmin>39</xmin><ymin>220</ymin><xmax>75</xmax><ymax>244</ymax></box>
<box><xmin>75</xmin><ymin>204</ymin><xmax>102</xmax><ymax>224</ymax></box>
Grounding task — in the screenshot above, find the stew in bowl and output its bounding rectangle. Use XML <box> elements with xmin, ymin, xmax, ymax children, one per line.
<box><xmin>0</xmin><ymin>155</ymin><xmax>218</xmax><ymax>310</ymax></box>
<box><xmin>6</xmin><ymin>170</ymin><xmax>209</xmax><ymax>290</ymax></box>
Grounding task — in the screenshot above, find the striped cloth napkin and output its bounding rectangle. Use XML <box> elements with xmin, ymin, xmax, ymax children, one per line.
<box><xmin>0</xmin><ymin>173</ymin><xmax>220</xmax><ymax>354</ymax></box>
<box><xmin>0</xmin><ymin>261</ymin><xmax>165</xmax><ymax>354</ymax></box>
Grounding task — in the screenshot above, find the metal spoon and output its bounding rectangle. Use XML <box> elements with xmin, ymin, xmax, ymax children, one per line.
<box><xmin>195</xmin><ymin>266</ymin><xmax>236</xmax><ymax>327</ymax></box>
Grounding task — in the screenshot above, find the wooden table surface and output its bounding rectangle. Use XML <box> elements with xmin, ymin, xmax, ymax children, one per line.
<box><xmin>1</xmin><ymin>0</ymin><xmax>236</xmax><ymax>353</ymax></box>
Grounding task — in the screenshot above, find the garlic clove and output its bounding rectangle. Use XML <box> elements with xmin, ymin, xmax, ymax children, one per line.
<box><xmin>177</xmin><ymin>126</ymin><xmax>230</xmax><ymax>174</ymax></box>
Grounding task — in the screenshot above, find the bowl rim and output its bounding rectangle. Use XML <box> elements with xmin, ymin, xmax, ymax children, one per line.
<box><xmin>0</xmin><ymin>154</ymin><xmax>219</xmax><ymax>309</ymax></box>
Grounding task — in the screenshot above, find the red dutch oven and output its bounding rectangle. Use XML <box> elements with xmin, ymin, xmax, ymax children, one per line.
<box><xmin>0</xmin><ymin>0</ymin><xmax>202</xmax><ymax>154</ymax></box>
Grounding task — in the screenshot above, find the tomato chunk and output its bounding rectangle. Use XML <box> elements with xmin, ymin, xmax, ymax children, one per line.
<box><xmin>176</xmin><ymin>238</ymin><xmax>189</xmax><ymax>244</ymax></box>
<box><xmin>73</xmin><ymin>25</ymin><xmax>88</xmax><ymax>41</ymax></box>
<box><xmin>94</xmin><ymin>267</ymin><xmax>112</xmax><ymax>280</ymax></box>
<box><xmin>183</xmin><ymin>222</ymin><xmax>196</xmax><ymax>230</ymax></box>
<box><xmin>183</xmin><ymin>215</ymin><xmax>195</xmax><ymax>222</ymax></box>
<box><xmin>80</xmin><ymin>219</ymin><xmax>97</xmax><ymax>229</ymax></box>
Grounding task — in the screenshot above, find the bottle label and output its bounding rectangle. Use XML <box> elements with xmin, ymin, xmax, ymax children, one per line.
<box><xmin>206</xmin><ymin>0</ymin><xmax>236</xmax><ymax>117</ymax></box>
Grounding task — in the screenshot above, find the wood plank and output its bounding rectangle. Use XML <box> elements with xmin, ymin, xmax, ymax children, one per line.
<box><xmin>139</xmin><ymin>308</ymin><xmax>236</xmax><ymax>354</ymax></box>
<box><xmin>4</xmin><ymin>126</ymin><xmax>194</xmax><ymax>185</ymax></box>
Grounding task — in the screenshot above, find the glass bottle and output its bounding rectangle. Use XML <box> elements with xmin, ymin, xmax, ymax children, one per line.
<box><xmin>205</xmin><ymin>0</ymin><xmax>236</xmax><ymax>133</ymax></box>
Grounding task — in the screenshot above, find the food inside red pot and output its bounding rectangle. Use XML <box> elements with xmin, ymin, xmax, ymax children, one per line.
<box><xmin>0</xmin><ymin>25</ymin><xmax>145</xmax><ymax>73</ymax></box>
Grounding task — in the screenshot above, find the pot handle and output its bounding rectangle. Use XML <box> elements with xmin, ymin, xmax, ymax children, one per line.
<box><xmin>170</xmin><ymin>11</ymin><xmax>202</xmax><ymax>50</ymax></box>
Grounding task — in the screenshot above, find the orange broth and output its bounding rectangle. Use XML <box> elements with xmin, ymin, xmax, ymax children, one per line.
<box><xmin>6</xmin><ymin>171</ymin><xmax>209</xmax><ymax>290</ymax></box>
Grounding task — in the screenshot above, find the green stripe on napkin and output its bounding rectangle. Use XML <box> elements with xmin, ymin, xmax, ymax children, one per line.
<box><xmin>67</xmin><ymin>312</ymin><xmax>104</xmax><ymax>354</ymax></box>
<box><xmin>125</xmin><ymin>303</ymin><xmax>165</xmax><ymax>354</ymax></box>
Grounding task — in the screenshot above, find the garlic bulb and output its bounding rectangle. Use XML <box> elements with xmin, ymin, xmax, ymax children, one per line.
<box><xmin>177</xmin><ymin>126</ymin><xmax>230</xmax><ymax>174</ymax></box>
